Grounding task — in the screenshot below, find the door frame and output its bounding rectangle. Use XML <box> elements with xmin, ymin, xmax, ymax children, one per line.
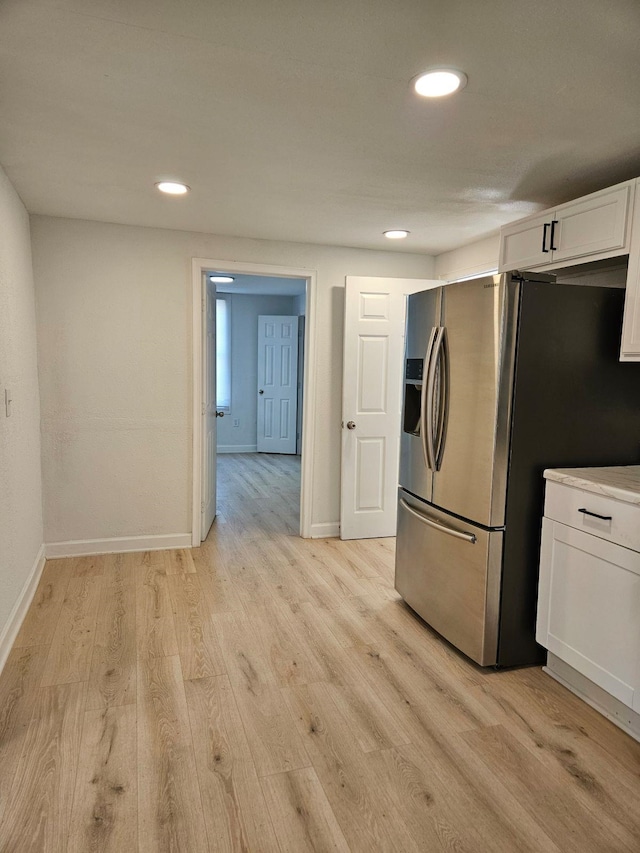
<box><xmin>191</xmin><ymin>258</ymin><xmax>318</xmax><ymax>545</ymax></box>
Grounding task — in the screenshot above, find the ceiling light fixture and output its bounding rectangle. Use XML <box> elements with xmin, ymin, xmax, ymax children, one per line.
<box><xmin>384</xmin><ymin>230</ymin><xmax>410</xmax><ymax>239</ymax></box>
<box><xmin>155</xmin><ymin>181</ymin><xmax>190</xmax><ymax>195</ymax></box>
<box><xmin>413</xmin><ymin>69</ymin><xmax>467</xmax><ymax>98</ymax></box>
<box><xmin>209</xmin><ymin>275</ymin><xmax>235</xmax><ymax>284</ymax></box>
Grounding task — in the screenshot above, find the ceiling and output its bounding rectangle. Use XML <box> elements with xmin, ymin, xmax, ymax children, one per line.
<box><xmin>1</xmin><ymin>0</ymin><xmax>640</xmax><ymax>255</ymax></box>
<box><xmin>212</xmin><ymin>274</ymin><xmax>306</xmax><ymax>296</ymax></box>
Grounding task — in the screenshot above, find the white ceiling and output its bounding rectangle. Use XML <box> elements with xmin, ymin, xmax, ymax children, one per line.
<box><xmin>212</xmin><ymin>274</ymin><xmax>306</xmax><ymax>296</ymax></box>
<box><xmin>1</xmin><ymin>0</ymin><xmax>640</xmax><ymax>255</ymax></box>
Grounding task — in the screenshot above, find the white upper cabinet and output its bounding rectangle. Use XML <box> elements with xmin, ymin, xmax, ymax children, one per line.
<box><xmin>498</xmin><ymin>213</ymin><xmax>551</xmax><ymax>272</ymax></box>
<box><xmin>499</xmin><ymin>181</ymin><xmax>634</xmax><ymax>273</ymax></box>
<box><xmin>621</xmin><ymin>180</ymin><xmax>640</xmax><ymax>361</ymax></box>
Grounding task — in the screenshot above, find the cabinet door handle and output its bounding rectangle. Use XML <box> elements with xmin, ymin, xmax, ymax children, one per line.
<box><xmin>578</xmin><ymin>507</ymin><xmax>612</xmax><ymax>521</ymax></box>
<box><xmin>549</xmin><ymin>219</ymin><xmax>558</xmax><ymax>251</ymax></box>
<box><xmin>542</xmin><ymin>222</ymin><xmax>550</xmax><ymax>253</ymax></box>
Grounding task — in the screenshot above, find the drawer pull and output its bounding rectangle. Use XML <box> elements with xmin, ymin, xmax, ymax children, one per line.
<box><xmin>400</xmin><ymin>499</ymin><xmax>477</xmax><ymax>543</ymax></box>
<box><xmin>578</xmin><ymin>508</ymin><xmax>612</xmax><ymax>521</ymax></box>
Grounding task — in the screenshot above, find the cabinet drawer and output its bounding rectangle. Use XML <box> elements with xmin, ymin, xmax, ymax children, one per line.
<box><xmin>544</xmin><ymin>480</ymin><xmax>640</xmax><ymax>551</ymax></box>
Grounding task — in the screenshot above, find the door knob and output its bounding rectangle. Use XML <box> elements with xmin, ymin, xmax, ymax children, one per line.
<box><xmin>346</xmin><ymin>421</ymin><xmax>356</xmax><ymax>430</ymax></box>
<box><xmin>258</xmin><ymin>389</ymin><xmax>264</xmax><ymax>395</ymax></box>
<box><xmin>216</xmin><ymin>410</ymin><xmax>225</xmax><ymax>418</ymax></box>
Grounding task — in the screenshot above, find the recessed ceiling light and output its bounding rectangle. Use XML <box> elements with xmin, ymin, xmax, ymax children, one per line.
<box><xmin>209</xmin><ymin>275</ymin><xmax>235</xmax><ymax>284</ymax></box>
<box><xmin>413</xmin><ymin>69</ymin><xmax>467</xmax><ymax>98</ymax></box>
<box><xmin>384</xmin><ymin>230</ymin><xmax>410</xmax><ymax>239</ymax></box>
<box><xmin>155</xmin><ymin>181</ymin><xmax>190</xmax><ymax>195</ymax></box>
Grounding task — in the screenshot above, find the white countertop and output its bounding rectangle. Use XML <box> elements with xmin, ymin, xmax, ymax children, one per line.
<box><xmin>544</xmin><ymin>465</ymin><xmax>640</xmax><ymax>506</ymax></box>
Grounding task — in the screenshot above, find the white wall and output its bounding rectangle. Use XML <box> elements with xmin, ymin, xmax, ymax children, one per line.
<box><xmin>217</xmin><ymin>293</ymin><xmax>297</xmax><ymax>452</ymax></box>
<box><xmin>0</xmin><ymin>166</ymin><xmax>44</xmax><ymax>646</ymax></box>
<box><xmin>31</xmin><ymin>216</ymin><xmax>435</xmax><ymax>540</ymax></box>
<box><xmin>435</xmin><ymin>233</ymin><xmax>500</xmax><ymax>281</ymax></box>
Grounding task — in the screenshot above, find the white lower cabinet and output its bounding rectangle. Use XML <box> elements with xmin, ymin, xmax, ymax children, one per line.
<box><xmin>537</xmin><ymin>478</ymin><xmax>640</xmax><ymax>732</ymax></box>
<box><xmin>537</xmin><ymin>517</ymin><xmax>640</xmax><ymax>713</ymax></box>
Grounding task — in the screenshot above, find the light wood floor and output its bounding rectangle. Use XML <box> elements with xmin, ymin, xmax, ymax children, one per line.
<box><xmin>1</xmin><ymin>452</ymin><xmax>639</xmax><ymax>852</ymax></box>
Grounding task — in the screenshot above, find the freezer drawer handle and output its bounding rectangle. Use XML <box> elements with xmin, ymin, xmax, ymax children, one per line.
<box><xmin>578</xmin><ymin>507</ymin><xmax>612</xmax><ymax>521</ymax></box>
<box><xmin>400</xmin><ymin>499</ymin><xmax>477</xmax><ymax>543</ymax></box>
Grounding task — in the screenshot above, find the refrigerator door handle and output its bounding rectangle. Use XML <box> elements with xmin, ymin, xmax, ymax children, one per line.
<box><xmin>421</xmin><ymin>327</ymin><xmax>438</xmax><ymax>470</ymax></box>
<box><xmin>425</xmin><ymin>326</ymin><xmax>445</xmax><ymax>472</ymax></box>
<box><xmin>433</xmin><ymin>327</ymin><xmax>449</xmax><ymax>471</ymax></box>
<box><xmin>399</xmin><ymin>498</ymin><xmax>477</xmax><ymax>543</ymax></box>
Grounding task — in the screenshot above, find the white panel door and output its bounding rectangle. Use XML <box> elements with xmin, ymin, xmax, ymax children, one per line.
<box><xmin>257</xmin><ymin>315</ymin><xmax>299</xmax><ymax>454</ymax></box>
<box><xmin>201</xmin><ymin>278</ymin><xmax>217</xmax><ymax>540</ymax></box>
<box><xmin>340</xmin><ymin>276</ymin><xmax>441</xmax><ymax>540</ymax></box>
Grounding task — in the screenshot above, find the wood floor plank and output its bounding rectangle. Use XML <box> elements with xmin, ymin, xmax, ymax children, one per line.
<box><xmin>192</xmin><ymin>549</ymin><xmax>244</xmax><ymax>614</ymax></box>
<box><xmin>0</xmin><ymin>645</ymin><xmax>49</xmax><ymax>825</ymax></box>
<box><xmin>462</xmin><ymin>723</ymin><xmax>637</xmax><ymax>852</ymax></box>
<box><xmin>283</xmin><ymin>681</ymin><xmax>420</xmax><ymax>853</ymax></box>
<box><xmin>244</xmin><ymin>596</ymin><xmax>326</xmax><ymax>687</ymax></box>
<box><xmin>41</xmin><ymin>575</ymin><xmax>103</xmax><ymax>687</ymax></box>
<box><xmin>167</xmin><ymin>572</ymin><xmax>226</xmax><ymax>680</ymax></box>
<box><xmin>322</xmin><ymin>538</ymin><xmax>381</xmax><ymax>579</ymax></box>
<box><xmin>164</xmin><ymin>548</ymin><xmax>197</xmax><ymax>575</ymax></box>
<box><xmin>72</xmin><ymin>554</ymin><xmax>108</xmax><ymax>578</ymax></box>
<box><xmin>86</xmin><ymin>553</ymin><xmax>137</xmax><ymax>710</ymax></box>
<box><xmin>214</xmin><ymin>611</ymin><xmax>311</xmax><ymax>777</ymax></box>
<box><xmin>487</xmin><ymin>665</ymin><xmax>640</xmax><ymax>778</ymax></box>
<box><xmin>340</xmin><ymin>537</ymin><xmax>396</xmax><ymax>579</ymax></box>
<box><xmin>309</xmin><ymin>592</ymin><xmax>379</xmax><ymax>650</ymax></box>
<box><xmin>185</xmin><ymin>675</ymin><xmax>280</xmax><ymax>853</ymax></box>
<box><xmin>261</xmin><ymin>766</ymin><xmax>350</xmax><ymax>853</ymax></box>
<box><xmin>470</xmin><ymin>675</ymin><xmax>640</xmax><ymax>847</ymax></box>
<box><xmin>67</xmin><ymin>704</ymin><xmax>137</xmax><ymax>852</ymax></box>
<box><xmin>0</xmin><ymin>682</ymin><xmax>87</xmax><ymax>852</ymax></box>
<box><xmin>301</xmin><ymin>541</ymin><xmax>371</xmax><ymax>598</ymax></box>
<box><xmin>321</xmin><ymin>656</ymin><xmax>412</xmax><ymax>754</ymax></box>
<box><xmin>252</xmin><ymin>540</ymin><xmax>316</xmax><ymax>611</ymax></box>
<box><xmin>137</xmin><ymin>654</ymin><xmax>209</xmax><ymax>852</ymax></box>
<box><xmin>365</xmin><ymin>742</ymin><xmax>559</xmax><ymax>853</ymax></box>
<box><xmin>13</xmin><ymin>558</ymin><xmax>75</xmax><ymax>648</ymax></box>
<box><xmin>135</xmin><ymin>561</ymin><xmax>178</xmax><ymax>659</ymax></box>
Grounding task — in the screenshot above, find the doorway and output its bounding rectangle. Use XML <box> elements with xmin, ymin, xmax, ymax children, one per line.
<box><xmin>191</xmin><ymin>259</ymin><xmax>317</xmax><ymax>545</ymax></box>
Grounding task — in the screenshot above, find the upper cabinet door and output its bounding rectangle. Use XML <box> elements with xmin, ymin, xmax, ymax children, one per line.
<box><xmin>498</xmin><ymin>180</ymin><xmax>634</xmax><ymax>273</ymax></box>
<box><xmin>499</xmin><ymin>213</ymin><xmax>551</xmax><ymax>272</ymax></box>
<box><xmin>552</xmin><ymin>184</ymin><xmax>632</xmax><ymax>263</ymax></box>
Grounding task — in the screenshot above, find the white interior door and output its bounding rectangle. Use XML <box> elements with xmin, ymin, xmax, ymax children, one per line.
<box><xmin>340</xmin><ymin>276</ymin><xmax>441</xmax><ymax>540</ymax></box>
<box><xmin>201</xmin><ymin>278</ymin><xmax>217</xmax><ymax>540</ymax></box>
<box><xmin>257</xmin><ymin>315</ymin><xmax>299</xmax><ymax>454</ymax></box>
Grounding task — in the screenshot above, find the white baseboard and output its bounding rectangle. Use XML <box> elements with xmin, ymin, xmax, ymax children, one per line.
<box><xmin>0</xmin><ymin>544</ymin><xmax>46</xmax><ymax>675</ymax></box>
<box><xmin>309</xmin><ymin>522</ymin><xmax>340</xmax><ymax>539</ymax></box>
<box><xmin>44</xmin><ymin>533</ymin><xmax>192</xmax><ymax>559</ymax></box>
<box><xmin>217</xmin><ymin>445</ymin><xmax>258</xmax><ymax>454</ymax></box>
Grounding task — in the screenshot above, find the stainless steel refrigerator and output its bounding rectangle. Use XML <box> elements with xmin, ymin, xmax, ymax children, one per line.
<box><xmin>396</xmin><ymin>270</ymin><xmax>640</xmax><ymax>667</ymax></box>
